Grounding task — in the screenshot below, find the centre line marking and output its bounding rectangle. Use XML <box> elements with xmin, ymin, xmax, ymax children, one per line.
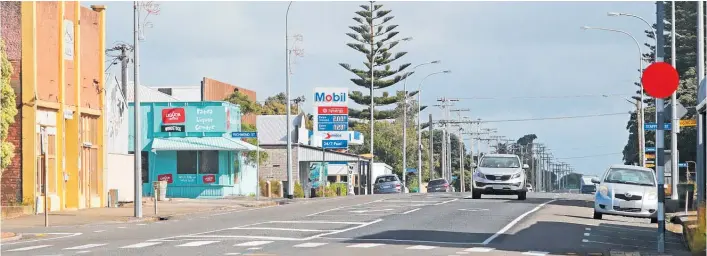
<box><xmin>401</xmin><ymin>208</ymin><xmax>421</xmax><ymax>214</ymax></box>
<box><xmin>308</xmin><ymin>219</ymin><xmax>383</xmax><ymax>240</ymax></box>
<box><xmin>482</xmin><ymin>199</ymin><xmax>556</xmax><ymax>245</ymax></box>
<box><xmin>230</xmin><ymin>227</ymin><xmax>335</xmax><ymax>232</ymax></box>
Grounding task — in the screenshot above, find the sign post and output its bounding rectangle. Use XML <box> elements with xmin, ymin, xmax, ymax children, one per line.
<box><xmin>40</xmin><ymin>128</ymin><xmax>49</xmax><ymax>227</ymax></box>
<box><xmin>313</xmin><ymin>88</ymin><xmax>349</xmax><ymax>197</ymax></box>
<box><xmin>231</xmin><ymin>132</ymin><xmax>259</xmax><ymax>200</ymax></box>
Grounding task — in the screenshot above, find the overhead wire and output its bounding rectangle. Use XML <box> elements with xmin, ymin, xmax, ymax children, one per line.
<box><xmin>479</xmin><ymin>112</ymin><xmax>629</xmax><ymax>123</ymax></box>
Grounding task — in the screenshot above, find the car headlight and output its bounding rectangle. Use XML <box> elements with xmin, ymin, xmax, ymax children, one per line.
<box><xmin>645</xmin><ymin>191</ymin><xmax>657</xmax><ymax>200</ymax></box>
<box><xmin>511</xmin><ymin>171</ymin><xmax>522</xmax><ymax>179</ymax></box>
<box><xmin>598</xmin><ymin>186</ymin><xmax>608</xmax><ymax>197</ymax></box>
<box><xmin>474</xmin><ymin>170</ymin><xmax>485</xmax><ymax>179</ymax></box>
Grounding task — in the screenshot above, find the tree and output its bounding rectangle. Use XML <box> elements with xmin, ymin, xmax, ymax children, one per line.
<box><xmin>622</xmin><ymin>2</ymin><xmax>701</xmax><ymax>166</ymax></box>
<box><xmin>224</xmin><ymin>91</ymin><xmax>268</xmax><ymax>165</ymax></box>
<box><xmin>1</xmin><ymin>39</ymin><xmax>17</xmax><ymax>172</ymax></box>
<box><xmin>260</xmin><ymin>93</ymin><xmax>302</xmax><ymax>115</ymax></box>
<box><xmin>425</xmin><ymin>129</ymin><xmax>466</xmax><ymax>179</ymax></box>
<box><xmin>340</xmin><ymin>1</ymin><xmax>413</xmax><ymax>122</ymax></box>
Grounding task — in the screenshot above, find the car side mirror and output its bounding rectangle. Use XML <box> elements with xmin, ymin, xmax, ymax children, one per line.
<box><xmin>591</xmin><ymin>178</ymin><xmax>600</xmax><ymax>184</ymax></box>
<box><xmin>522</xmin><ymin>164</ymin><xmax>529</xmax><ymax>169</ymax></box>
<box><xmin>471</xmin><ymin>163</ymin><xmax>477</xmax><ymax>168</ymax></box>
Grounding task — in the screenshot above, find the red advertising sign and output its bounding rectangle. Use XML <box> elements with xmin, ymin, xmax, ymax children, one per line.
<box><xmin>202</xmin><ymin>174</ymin><xmax>216</xmax><ymax>184</ymax></box>
<box><xmin>318</xmin><ymin>106</ymin><xmax>349</xmax><ymax>115</ymax></box>
<box><xmin>162</xmin><ymin>108</ymin><xmax>186</xmax><ymax>124</ymax></box>
<box><xmin>157</xmin><ymin>173</ymin><xmax>173</xmax><ymax>184</ymax></box>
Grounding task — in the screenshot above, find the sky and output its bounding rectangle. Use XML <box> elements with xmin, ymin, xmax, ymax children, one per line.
<box><xmin>85</xmin><ymin>1</ymin><xmax>658</xmax><ymax>177</ymax></box>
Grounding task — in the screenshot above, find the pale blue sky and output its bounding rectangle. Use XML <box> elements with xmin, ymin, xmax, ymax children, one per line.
<box><xmin>87</xmin><ymin>1</ymin><xmax>657</xmax><ymax>176</ymax></box>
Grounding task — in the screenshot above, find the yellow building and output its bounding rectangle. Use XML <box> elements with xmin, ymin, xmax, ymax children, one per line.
<box><xmin>11</xmin><ymin>1</ymin><xmax>106</xmax><ymax>211</ymax></box>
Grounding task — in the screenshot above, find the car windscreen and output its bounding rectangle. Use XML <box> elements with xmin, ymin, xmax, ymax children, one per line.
<box><xmin>479</xmin><ymin>157</ymin><xmax>520</xmax><ymax>168</ymax></box>
<box><xmin>603</xmin><ymin>168</ymin><xmax>655</xmax><ymax>186</ymax></box>
<box><xmin>428</xmin><ymin>179</ymin><xmax>447</xmax><ymax>186</ymax></box>
<box><xmin>376</xmin><ymin>176</ymin><xmax>398</xmax><ymax>183</ymax></box>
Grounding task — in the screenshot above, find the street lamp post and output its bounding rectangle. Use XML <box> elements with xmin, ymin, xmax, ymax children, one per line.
<box><xmin>581</xmin><ymin>26</ymin><xmax>646</xmax><ymax>168</ymax></box>
<box><xmin>401</xmin><ymin>61</ymin><xmax>440</xmax><ymax>193</ymax></box>
<box><xmin>285</xmin><ymin>1</ymin><xmax>294</xmax><ymax>199</ymax></box>
<box><xmin>417</xmin><ymin>70</ymin><xmax>450</xmax><ymax>192</ymax></box>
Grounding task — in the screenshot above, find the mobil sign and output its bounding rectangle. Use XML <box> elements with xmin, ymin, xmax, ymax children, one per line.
<box><xmin>314</xmin><ymin>87</ymin><xmax>349</xmax><ymax>149</ymax></box>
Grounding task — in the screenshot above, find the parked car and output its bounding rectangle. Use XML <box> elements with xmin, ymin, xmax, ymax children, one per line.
<box><xmin>373</xmin><ymin>174</ymin><xmax>402</xmax><ymax>194</ymax></box>
<box><xmin>471</xmin><ymin>154</ymin><xmax>529</xmax><ymax>200</ymax></box>
<box><xmin>592</xmin><ymin>164</ymin><xmax>658</xmax><ymax>223</ymax></box>
<box><xmin>581</xmin><ymin>175</ymin><xmax>598</xmax><ymax>194</ymax></box>
<box><xmin>427</xmin><ymin>178</ymin><xmax>452</xmax><ymax>192</ymax></box>
<box><xmin>526</xmin><ymin>183</ymin><xmax>533</xmax><ymax>192</ymax></box>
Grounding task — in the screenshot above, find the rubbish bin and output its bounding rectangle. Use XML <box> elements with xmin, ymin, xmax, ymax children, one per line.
<box><xmin>153</xmin><ymin>181</ymin><xmax>168</xmax><ymax>201</ymax></box>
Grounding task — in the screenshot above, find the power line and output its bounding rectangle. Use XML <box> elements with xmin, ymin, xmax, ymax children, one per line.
<box><xmin>453</xmin><ymin>93</ymin><xmax>633</xmax><ymax>100</ymax></box>
<box><xmin>555</xmin><ymin>152</ymin><xmax>623</xmax><ymax>159</ymax></box>
<box><xmin>480</xmin><ymin>112</ymin><xmax>629</xmax><ymax>123</ymax></box>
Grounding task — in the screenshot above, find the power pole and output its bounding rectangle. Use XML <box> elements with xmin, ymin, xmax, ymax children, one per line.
<box><xmin>428</xmin><ymin>114</ymin><xmax>433</xmax><ymax>183</ymax></box>
<box><xmin>133</xmin><ymin>1</ymin><xmax>142</xmax><ymax>218</ymax></box>
<box><xmin>655</xmin><ymin>1</ymin><xmax>666</xmax><ymax>252</ymax></box>
<box><xmin>106</xmin><ymin>44</ymin><xmax>133</xmax><ymax>99</ymax></box>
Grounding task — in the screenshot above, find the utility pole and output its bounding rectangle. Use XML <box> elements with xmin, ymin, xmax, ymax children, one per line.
<box><xmin>106</xmin><ymin>44</ymin><xmax>133</xmax><ymax>99</ymax></box>
<box><xmin>669</xmin><ymin>1</ymin><xmax>678</xmax><ymax>201</ymax></box>
<box><xmin>655</xmin><ymin>1</ymin><xmax>666</xmax><ymax>252</ymax></box>
<box><xmin>285</xmin><ymin>1</ymin><xmax>294</xmax><ymax>199</ymax></box>
<box><xmin>133</xmin><ymin>1</ymin><xmax>143</xmax><ymax>218</ymax></box>
<box><xmin>697</xmin><ymin>0</ymin><xmax>706</xmax><ymax>210</ymax></box>
<box><xmin>428</xmin><ymin>114</ymin><xmax>433</xmax><ymax>183</ymax></box>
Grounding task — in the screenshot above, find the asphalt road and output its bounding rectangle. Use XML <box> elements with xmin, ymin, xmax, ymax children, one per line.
<box><xmin>0</xmin><ymin>192</ymin><xmax>692</xmax><ymax>256</ymax></box>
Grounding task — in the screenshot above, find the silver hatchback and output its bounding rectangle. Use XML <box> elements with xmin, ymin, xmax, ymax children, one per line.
<box><xmin>373</xmin><ymin>175</ymin><xmax>402</xmax><ymax>194</ymax></box>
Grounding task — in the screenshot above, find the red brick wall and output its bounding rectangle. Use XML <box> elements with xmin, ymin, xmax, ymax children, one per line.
<box><xmin>1</xmin><ymin>1</ymin><xmax>23</xmax><ymax>205</ymax></box>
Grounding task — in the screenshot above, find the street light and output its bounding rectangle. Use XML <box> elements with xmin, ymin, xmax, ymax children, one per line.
<box><xmin>416</xmin><ymin>70</ymin><xmax>451</xmax><ymax>192</ymax></box>
<box><xmin>285</xmin><ymin>1</ymin><xmax>294</xmax><ymax>199</ymax></box>
<box><xmin>401</xmin><ymin>60</ymin><xmax>440</xmax><ymax>193</ymax></box>
<box><xmin>582</xmin><ymin>26</ymin><xmax>646</xmax><ymax>168</ymax></box>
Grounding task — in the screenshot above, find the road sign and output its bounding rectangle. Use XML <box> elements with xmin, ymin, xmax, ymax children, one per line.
<box><xmin>680</xmin><ymin>119</ymin><xmax>697</xmax><ymax>127</ymax></box>
<box><xmin>645</xmin><ymin>122</ymin><xmax>672</xmax><ymax>130</ymax></box>
<box><xmin>406</xmin><ymin>168</ymin><xmax>417</xmax><ymax>174</ymax></box>
<box><xmin>663</xmin><ymin>100</ymin><xmax>689</xmax><ymax>121</ymax></box>
<box><xmin>645</xmin><ymin>153</ymin><xmax>655</xmax><ymax>159</ymax></box>
<box><xmin>678</xmin><ymin>163</ymin><xmax>688</xmax><ymax>168</ymax></box>
<box><xmin>646</xmin><ymin>160</ymin><xmax>655</xmax><ymax>164</ymax></box>
<box><xmin>645</xmin><ymin>147</ymin><xmax>656</xmax><ymax>153</ymax></box>
<box><xmin>322</xmin><ymin>140</ymin><xmax>348</xmax><ymax>149</ymax></box>
<box><xmin>231</xmin><ymin>131</ymin><xmax>258</xmax><ymax>138</ymax></box>
<box><xmin>317</xmin><ymin>115</ymin><xmax>348</xmax><ymax>123</ymax></box>
<box><xmin>646</xmin><ymin>163</ymin><xmax>656</xmax><ymax>168</ymax></box>
<box><xmin>317</xmin><ymin>123</ymin><xmax>348</xmax><ymax>131</ymax></box>
<box><xmin>314</xmin><ymin>87</ymin><xmax>349</xmax><ymax>149</ymax></box>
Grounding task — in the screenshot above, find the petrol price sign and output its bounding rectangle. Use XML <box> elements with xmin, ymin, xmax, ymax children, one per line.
<box><xmin>314</xmin><ymin>87</ymin><xmax>349</xmax><ymax>149</ymax></box>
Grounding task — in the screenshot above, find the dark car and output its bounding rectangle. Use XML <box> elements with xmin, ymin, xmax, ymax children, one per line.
<box><xmin>373</xmin><ymin>175</ymin><xmax>402</xmax><ymax>194</ymax></box>
<box><xmin>427</xmin><ymin>178</ymin><xmax>452</xmax><ymax>192</ymax></box>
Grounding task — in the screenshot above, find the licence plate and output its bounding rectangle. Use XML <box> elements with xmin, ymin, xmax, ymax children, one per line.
<box><xmin>492</xmin><ymin>185</ymin><xmax>505</xmax><ymax>190</ymax></box>
<box><xmin>382</xmin><ymin>185</ymin><xmax>391</xmax><ymax>189</ymax></box>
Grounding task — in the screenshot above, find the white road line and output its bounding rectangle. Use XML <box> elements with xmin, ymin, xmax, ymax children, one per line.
<box><xmin>434</xmin><ymin>199</ymin><xmax>459</xmax><ymax>205</ymax></box>
<box><xmin>136</xmin><ymin>223</ymin><xmax>147</xmax><ymax>226</ymax></box>
<box><xmin>481</xmin><ymin>199</ymin><xmax>556</xmax><ymax>245</ymax></box>
<box><xmin>464</xmin><ymin>247</ymin><xmax>494</xmax><ymax>252</ymax></box>
<box><xmin>346</xmin><ymin>243</ymin><xmax>384</xmax><ymax>248</ymax></box>
<box><xmin>406</xmin><ymin>245</ymin><xmax>437</xmax><ymax>250</ymax></box>
<box><xmin>457</xmin><ymin>252</ymin><xmax>470</xmax><ymax>255</ymax></box>
<box><xmin>308</xmin><ymin>219</ymin><xmax>383</xmax><ymax>240</ymax></box>
<box><xmin>584</xmin><ymin>233</ymin><xmax>590</xmax><ymax>236</ymax></box>
<box><xmin>230</xmin><ymin>227</ymin><xmax>335</xmax><ymax>232</ymax></box>
<box><xmin>247</xmin><ymin>247</ymin><xmax>261</xmax><ymax>250</ymax></box>
<box><xmin>293</xmin><ymin>242</ymin><xmax>327</xmax><ymax>248</ymax></box>
<box><xmin>182</xmin><ymin>235</ymin><xmax>302</xmax><ymax>241</ymax></box>
<box><xmin>94</xmin><ymin>230</ymin><xmax>106</xmax><ymax>233</ymax></box>
<box><xmin>176</xmin><ymin>241</ymin><xmax>220</xmax><ymax>247</ymax></box>
<box><xmin>210</xmin><ymin>205</ymin><xmax>278</xmax><ymax>216</ymax></box>
<box><xmin>148</xmin><ymin>221</ymin><xmax>271</xmax><ymax>241</ymax></box>
<box><xmin>234</xmin><ymin>241</ymin><xmax>274</xmax><ymax>247</ymax></box>
<box><xmin>117</xmin><ymin>227</ymin><xmax>127</xmax><ymax>229</ymax></box>
<box><xmin>306</xmin><ymin>199</ymin><xmax>384</xmax><ymax>216</ymax></box>
<box><xmin>269</xmin><ymin>220</ymin><xmax>366</xmax><ymax>225</ymax></box>
<box><xmin>224</xmin><ymin>253</ymin><xmax>241</xmax><ymax>255</ymax></box>
<box><xmin>120</xmin><ymin>242</ymin><xmax>162</xmax><ymax>248</ymax></box>
<box><xmin>76</xmin><ymin>250</ymin><xmax>91</xmax><ymax>254</ymax></box>
<box><xmin>522</xmin><ymin>251</ymin><xmax>549</xmax><ymax>256</ymax></box>
<box><xmin>320</xmin><ymin>237</ymin><xmax>483</xmax><ymax>245</ymax></box>
<box><xmin>6</xmin><ymin>245</ymin><xmax>53</xmax><ymax>251</ymax></box>
<box><xmin>401</xmin><ymin>208</ymin><xmax>421</xmax><ymax>214</ymax></box>
<box><xmin>2</xmin><ymin>233</ymin><xmax>82</xmax><ymax>245</ymax></box>
<box><xmin>585</xmin><ymin>228</ymin><xmax>591</xmax><ymax>231</ymax></box>
<box><xmin>63</xmin><ymin>244</ymin><xmax>107</xmax><ymax>250</ymax></box>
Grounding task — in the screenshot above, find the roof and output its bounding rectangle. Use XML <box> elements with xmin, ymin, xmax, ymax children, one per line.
<box><xmin>482</xmin><ymin>154</ymin><xmax>519</xmax><ymax>158</ymax></box>
<box><xmin>151</xmin><ymin>137</ymin><xmax>262</xmax><ymax>151</ymax></box>
<box><xmin>256</xmin><ymin>114</ymin><xmax>306</xmax><ymax>144</ymax></box>
<box><xmin>126</xmin><ymin>82</ymin><xmax>181</xmax><ymax>102</ymax></box>
<box><xmin>608</xmin><ymin>164</ymin><xmax>653</xmax><ymax>171</ymax></box>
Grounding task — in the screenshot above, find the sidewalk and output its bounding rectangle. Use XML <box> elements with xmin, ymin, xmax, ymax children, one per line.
<box><xmin>1</xmin><ymin>197</ymin><xmax>281</xmax><ymax>229</ymax></box>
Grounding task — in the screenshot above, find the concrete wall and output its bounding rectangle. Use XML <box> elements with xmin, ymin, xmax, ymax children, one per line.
<box><xmin>105</xmin><ymin>153</ymin><xmax>134</xmax><ymax>202</ymax></box>
<box><xmin>259</xmin><ymin>146</ymin><xmax>300</xmax><ymax>183</ymax></box>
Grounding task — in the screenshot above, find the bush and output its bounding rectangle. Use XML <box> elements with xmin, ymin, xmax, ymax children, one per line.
<box><xmin>294</xmin><ymin>182</ymin><xmax>305</xmax><ymax>198</ymax></box>
<box><xmin>689</xmin><ymin>205</ymin><xmax>706</xmax><ymax>254</ymax></box>
<box><xmin>270</xmin><ymin>180</ymin><xmax>282</xmax><ymax>196</ymax></box>
<box><xmin>329</xmin><ymin>183</ymin><xmax>347</xmax><ymax>196</ymax></box>
<box><xmin>259</xmin><ymin>178</ymin><xmax>268</xmax><ymax>196</ymax></box>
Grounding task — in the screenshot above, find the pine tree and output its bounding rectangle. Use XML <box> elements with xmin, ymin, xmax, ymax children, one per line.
<box><xmin>339</xmin><ymin>1</ymin><xmax>413</xmax><ymax>121</ymax></box>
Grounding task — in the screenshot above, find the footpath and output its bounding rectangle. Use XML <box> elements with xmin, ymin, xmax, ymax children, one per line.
<box><xmin>1</xmin><ymin>196</ymin><xmax>289</xmax><ymax>241</ymax></box>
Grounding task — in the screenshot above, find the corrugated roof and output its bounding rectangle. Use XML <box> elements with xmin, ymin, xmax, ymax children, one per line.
<box><xmin>126</xmin><ymin>82</ymin><xmax>181</xmax><ymax>102</ymax></box>
<box><xmin>151</xmin><ymin>137</ymin><xmax>262</xmax><ymax>151</ymax></box>
<box><xmin>256</xmin><ymin>114</ymin><xmax>306</xmax><ymax>144</ymax></box>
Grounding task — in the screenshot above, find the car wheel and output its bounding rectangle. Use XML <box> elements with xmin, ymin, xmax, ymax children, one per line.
<box><xmin>593</xmin><ymin>211</ymin><xmax>602</xmax><ymax>220</ymax></box>
<box><xmin>651</xmin><ymin>217</ymin><xmax>658</xmax><ymax>224</ymax></box>
<box><xmin>472</xmin><ymin>190</ymin><xmax>482</xmax><ymax>199</ymax></box>
<box><xmin>517</xmin><ymin>191</ymin><xmax>527</xmax><ymax>200</ymax></box>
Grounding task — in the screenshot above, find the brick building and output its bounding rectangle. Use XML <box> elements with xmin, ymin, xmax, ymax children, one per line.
<box><xmin>1</xmin><ymin>2</ymin><xmax>107</xmax><ymax>211</ymax></box>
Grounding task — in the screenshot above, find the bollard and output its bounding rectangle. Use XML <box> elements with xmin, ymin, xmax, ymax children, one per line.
<box><xmin>266</xmin><ymin>181</ymin><xmax>272</xmax><ymax>198</ymax></box>
<box><xmin>278</xmin><ymin>181</ymin><xmax>284</xmax><ymax>198</ymax></box>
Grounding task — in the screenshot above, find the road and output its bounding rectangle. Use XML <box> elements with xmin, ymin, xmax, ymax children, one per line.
<box><xmin>0</xmin><ymin>192</ymin><xmax>691</xmax><ymax>256</ymax></box>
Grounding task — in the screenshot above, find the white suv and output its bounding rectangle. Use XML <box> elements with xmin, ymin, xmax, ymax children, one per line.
<box><xmin>471</xmin><ymin>154</ymin><xmax>529</xmax><ymax>200</ymax></box>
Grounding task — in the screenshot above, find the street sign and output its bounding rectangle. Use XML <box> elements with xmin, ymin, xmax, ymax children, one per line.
<box><xmin>231</xmin><ymin>131</ymin><xmax>258</xmax><ymax>138</ymax></box>
<box><xmin>406</xmin><ymin>168</ymin><xmax>417</xmax><ymax>174</ymax></box>
<box><xmin>645</xmin><ymin>122</ymin><xmax>672</xmax><ymax>130</ymax></box>
<box><xmin>646</xmin><ymin>163</ymin><xmax>656</xmax><ymax>168</ymax></box>
<box><xmin>646</xmin><ymin>160</ymin><xmax>655</xmax><ymax>164</ymax></box>
<box><xmin>678</xmin><ymin>163</ymin><xmax>688</xmax><ymax>168</ymax></box>
<box><xmin>680</xmin><ymin>119</ymin><xmax>697</xmax><ymax>127</ymax></box>
<box><xmin>645</xmin><ymin>147</ymin><xmax>656</xmax><ymax>153</ymax></box>
<box><xmin>314</xmin><ymin>87</ymin><xmax>349</xmax><ymax>149</ymax></box>
<box><xmin>645</xmin><ymin>153</ymin><xmax>655</xmax><ymax>159</ymax></box>
<box><xmin>663</xmin><ymin>100</ymin><xmax>689</xmax><ymax>121</ymax></box>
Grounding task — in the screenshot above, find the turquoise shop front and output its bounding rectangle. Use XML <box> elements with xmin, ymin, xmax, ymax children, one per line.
<box><xmin>128</xmin><ymin>101</ymin><xmax>260</xmax><ymax>198</ymax></box>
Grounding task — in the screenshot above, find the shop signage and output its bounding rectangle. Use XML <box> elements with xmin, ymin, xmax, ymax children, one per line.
<box><xmin>161</xmin><ymin>125</ymin><xmax>185</xmax><ymax>132</ymax></box>
<box><xmin>162</xmin><ymin>108</ymin><xmax>186</xmax><ymax>124</ymax></box>
<box><xmin>202</xmin><ymin>174</ymin><xmax>216</xmax><ymax>184</ymax></box>
<box><xmin>178</xmin><ymin>174</ymin><xmax>196</xmax><ymax>183</ymax></box>
<box><xmin>157</xmin><ymin>173</ymin><xmax>173</xmax><ymax>184</ymax></box>
<box><xmin>313</xmin><ymin>87</ymin><xmax>349</xmax><ymax>149</ymax></box>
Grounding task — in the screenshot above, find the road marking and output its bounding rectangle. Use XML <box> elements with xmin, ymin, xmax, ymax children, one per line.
<box><xmin>247</xmin><ymin>247</ymin><xmax>262</xmax><ymax>250</ymax></box>
<box><xmin>210</xmin><ymin>205</ymin><xmax>279</xmax><ymax>216</ymax></box>
<box><xmin>346</xmin><ymin>243</ymin><xmax>384</xmax><ymax>248</ymax></box>
<box><xmin>136</xmin><ymin>223</ymin><xmax>147</xmax><ymax>226</ymax></box>
<box><xmin>464</xmin><ymin>247</ymin><xmax>494</xmax><ymax>252</ymax></box>
<box><xmin>584</xmin><ymin>233</ymin><xmax>590</xmax><ymax>236</ymax></box>
<box><xmin>230</xmin><ymin>227</ymin><xmax>335</xmax><ymax>232</ymax></box>
<box><xmin>482</xmin><ymin>199</ymin><xmax>556</xmax><ymax>245</ymax></box>
<box><xmin>582</xmin><ymin>239</ymin><xmax>589</xmax><ymax>242</ymax></box>
<box><xmin>117</xmin><ymin>227</ymin><xmax>126</xmax><ymax>229</ymax></box>
<box><xmin>434</xmin><ymin>199</ymin><xmax>459</xmax><ymax>205</ymax></box>
<box><xmin>93</xmin><ymin>230</ymin><xmax>106</xmax><ymax>233</ymax></box>
<box><xmin>307</xmin><ymin>219</ymin><xmax>383</xmax><ymax>240</ymax></box>
<box><xmin>64</xmin><ymin>244</ymin><xmax>107</xmax><ymax>250</ymax></box>
<box><xmin>523</xmin><ymin>251</ymin><xmax>549</xmax><ymax>256</ymax></box>
<box><xmin>306</xmin><ymin>199</ymin><xmax>384</xmax><ymax>216</ymax></box>
<box><xmin>458</xmin><ymin>208</ymin><xmax>489</xmax><ymax>212</ymax></box>
<box><xmin>225</xmin><ymin>253</ymin><xmax>241</xmax><ymax>255</ymax></box>
<box><xmin>76</xmin><ymin>251</ymin><xmax>91</xmax><ymax>254</ymax></box>
<box><xmin>293</xmin><ymin>242</ymin><xmax>327</xmax><ymax>248</ymax></box>
<box><xmin>7</xmin><ymin>245</ymin><xmax>53</xmax><ymax>251</ymax></box>
<box><xmin>401</xmin><ymin>208</ymin><xmax>421</xmax><ymax>214</ymax></box>
<box><xmin>457</xmin><ymin>252</ymin><xmax>470</xmax><ymax>255</ymax></box>
<box><xmin>585</xmin><ymin>228</ymin><xmax>591</xmax><ymax>231</ymax></box>
<box><xmin>176</xmin><ymin>241</ymin><xmax>220</xmax><ymax>247</ymax></box>
<box><xmin>320</xmin><ymin>237</ymin><xmax>483</xmax><ymax>245</ymax></box>
<box><xmin>349</xmin><ymin>209</ymin><xmax>393</xmax><ymax>213</ymax></box>
<box><xmin>182</xmin><ymin>235</ymin><xmax>302</xmax><ymax>241</ymax></box>
<box><xmin>120</xmin><ymin>242</ymin><xmax>162</xmax><ymax>248</ymax></box>
<box><xmin>234</xmin><ymin>241</ymin><xmax>274</xmax><ymax>247</ymax></box>
<box><xmin>269</xmin><ymin>220</ymin><xmax>366</xmax><ymax>225</ymax></box>
<box><xmin>2</xmin><ymin>233</ymin><xmax>82</xmax><ymax>246</ymax></box>
<box><xmin>406</xmin><ymin>245</ymin><xmax>437</xmax><ymax>250</ymax></box>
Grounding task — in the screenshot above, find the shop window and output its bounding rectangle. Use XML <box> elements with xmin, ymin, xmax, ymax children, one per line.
<box><xmin>199</xmin><ymin>151</ymin><xmax>220</xmax><ymax>174</ymax></box>
<box><xmin>141</xmin><ymin>151</ymin><xmax>149</xmax><ymax>183</ymax></box>
<box><xmin>177</xmin><ymin>151</ymin><xmax>198</xmax><ymax>174</ymax></box>
<box><xmin>340</xmin><ymin>175</ymin><xmax>348</xmax><ymax>183</ymax></box>
<box><xmin>327</xmin><ymin>175</ymin><xmax>337</xmax><ymax>183</ymax></box>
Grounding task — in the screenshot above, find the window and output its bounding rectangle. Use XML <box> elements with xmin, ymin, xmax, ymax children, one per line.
<box><xmin>480</xmin><ymin>157</ymin><xmax>520</xmax><ymax>168</ymax></box>
<box><xmin>375</xmin><ymin>175</ymin><xmax>398</xmax><ymax>183</ymax></box>
<box><xmin>339</xmin><ymin>175</ymin><xmax>348</xmax><ymax>183</ymax></box>
<box><xmin>199</xmin><ymin>151</ymin><xmax>219</xmax><ymax>174</ymax></box>
<box><xmin>428</xmin><ymin>179</ymin><xmax>447</xmax><ymax>186</ymax></box>
<box><xmin>157</xmin><ymin>88</ymin><xmax>173</xmax><ymax>95</ymax></box>
<box><xmin>603</xmin><ymin>168</ymin><xmax>656</xmax><ymax>186</ymax></box>
<box><xmin>327</xmin><ymin>176</ymin><xmax>338</xmax><ymax>183</ymax></box>
<box><xmin>141</xmin><ymin>151</ymin><xmax>149</xmax><ymax>183</ymax></box>
<box><xmin>177</xmin><ymin>151</ymin><xmax>198</xmax><ymax>174</ymax></box>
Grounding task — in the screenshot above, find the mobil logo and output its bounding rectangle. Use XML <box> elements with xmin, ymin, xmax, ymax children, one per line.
<box><xmin>314</xmin><ymin>92</ymin><xmax>347</xmax><ymax>103</ymax></box>
<box><xmin>324</xmin><ymin>132</ymin><xmax>346</xmax><ymax>139</ymax></box>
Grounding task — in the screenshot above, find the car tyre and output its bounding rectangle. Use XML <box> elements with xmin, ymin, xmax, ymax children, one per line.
<box><xmin>593</xmin><ymin>211</ymin><xmax>602</xmax><ymax>220</ymax></box>
<box><xmin>472</xmin><ymin>190</ymin><xmax>482</xmax><ymax>199</ymax></box>
<box><xmin>651</xmin><ymin>217</ymin><xmax>658</xmax><ymax>223</ymax></box>
<box><xmin>517</xmin><ymin>191</ymin><xmax>527</xmax><ymax>200</ymax></box>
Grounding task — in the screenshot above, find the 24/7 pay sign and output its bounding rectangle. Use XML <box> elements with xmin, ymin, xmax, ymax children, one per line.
<box><xmin>313</xmin><ymin>87</ymin><xmax>349</xmax><ymax>149</ymax></box>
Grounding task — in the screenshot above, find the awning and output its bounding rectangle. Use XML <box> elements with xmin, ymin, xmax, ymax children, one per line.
<box><xmin>151</xmin><ymin>137</ymin><xmax>262</xmax><ymax>152</ymax></box>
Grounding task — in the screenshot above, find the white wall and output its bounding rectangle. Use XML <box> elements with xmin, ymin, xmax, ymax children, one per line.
<box><xmin>106</xmin><ymin>153</ymin><xmax>135</xmax><ymax>202</ymax></box>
